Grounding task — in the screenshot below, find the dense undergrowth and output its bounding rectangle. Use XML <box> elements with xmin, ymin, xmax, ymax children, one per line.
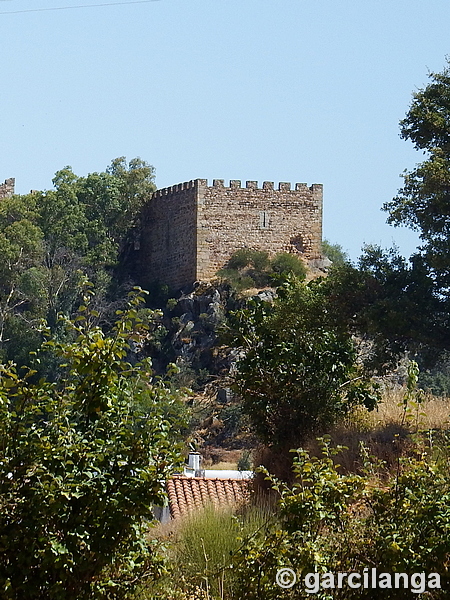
<box><xmin>137</xmin><ymin>387</ymin><xmax>450</xmax><ymax>600</ymax></box>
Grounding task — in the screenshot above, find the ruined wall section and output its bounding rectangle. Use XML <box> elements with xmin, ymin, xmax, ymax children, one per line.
<box><xmin>0</xmin><ymin>178</ymin><xmax>15</xmax><ymax>199</ymax></box>
<box><xmin>196</xmin><ymin>179</ymin><xmax>323</xmax><ymax>281</ymax></box>
<box><xmin>139</xmin><ymin>181</ymin><xmax>199</xmax><ymax>290</ymax></box>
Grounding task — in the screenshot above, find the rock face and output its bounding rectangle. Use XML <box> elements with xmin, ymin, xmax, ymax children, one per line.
<box><xmin>138</xmin><ymin>178</ymin><xmax>323</xmax><ymax>290</ymax></box>
<box><xmin>163</xmin><ymin>282</ymin><xmax>232</xmax><ymax>375</ymax></box>
<box><xmin>161</xmin><ymin>281</ymin><xmax>278</xmax><ymax>376</ymax></box>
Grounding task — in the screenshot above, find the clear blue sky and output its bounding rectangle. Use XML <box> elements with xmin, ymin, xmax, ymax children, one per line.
<box><xmin>1</xmin><ymin>0</ymin><xmax>449</xmax><ymax>260</ymax></box>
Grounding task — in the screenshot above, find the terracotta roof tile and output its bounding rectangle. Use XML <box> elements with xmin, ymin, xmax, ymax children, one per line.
<box><xmin>166</xmin><ymin>476</ymin><xmax>251</xmax><ymax>519</ymax></box>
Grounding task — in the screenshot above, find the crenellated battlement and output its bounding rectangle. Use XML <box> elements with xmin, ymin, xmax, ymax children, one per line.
<box><xmin>153</xmin><ymin>180</ymin><xmax>197</xmax><ymax>197</ymax></box>
<box><xmin>153</xmin><ymin>179</ymin><xmax>322</xmax><ymax>196</ymax></box>
<box><xmin>140</xmin><ymin>175</ymin><xmax>323</xmax><ymax>290</ymax></box>
<box><xmin>0</xmin><ymin>178</ymin><xmax>15</xmax><ymax>199</ymax></box>
<box><xmin>208</xmin><ymin>179</ymin><xmax>321</xmax><ymax>193</ymax></box>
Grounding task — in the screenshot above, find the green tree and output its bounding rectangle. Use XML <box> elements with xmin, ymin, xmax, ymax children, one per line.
<box><xmin>383</xmin><ymin>59</ymin><xmax>450</xmax><ymax>297</ymax></box>
<box><xmin>0</xmin><ymin>194</ymin><xmax>46</xmax><ymax>361</ymax></box>
<box><xmin>233</xmin><ymin>440</ymin><xmax>450</xmax><ymax>599</ymax></box>
<box><xmin>0</xmin><ymin>287</ymin><xmax>186</xmax><ymax>599</ymax></box>
<box><xmin>0</xmin><ymin>157</ymin><xmax>156</xmax><ymax>369</ymax></box>
<box><xmin>227</xmin><ymin>276</ymin><xmax>378</xmax><ymax>458</ymax></box>
<box><xmin>321</xmin><ymin>239</ymin><xmax>350</xmax><ymax>266</ymax></box>
<box><xmin>323</xmin><ymin>245</ymin><xmax>445</xmax><ymax>371</ymax></box>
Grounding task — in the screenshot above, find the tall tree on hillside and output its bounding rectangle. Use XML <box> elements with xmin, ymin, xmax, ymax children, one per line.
<box><xmin>228</xmin><ymin>276</ymin><xmax>379</xmax><ymax>476</ymax></box>
<box><xmin>0</xmin><ymin>157</ymin><xmax>156</xmax><ymax>368</ymax></box>
<box><xmin>383</xmin><ymin>59</ymin><xmax>450</xmax><ymax>297</ymax></box>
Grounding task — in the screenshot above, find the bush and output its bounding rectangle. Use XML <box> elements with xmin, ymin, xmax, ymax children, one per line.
<box><xmin>233</xmin><ymin>438</ymin><xmax>450</xmax><ymax>599</ymax></box>
<box><xmin>228</xmin><ymin>276</ymin><xmax>379</xmax><ymax>460</ymax></box>
<box><xmin>0</xmin><ymin>287</ymin><xmax>187</xmax><ymax>600</ymax></box>
<box><xmin>270</xmin><ymin>252</ymin><xmax>306</xmax><ymax>280</ymax></box>
<box><xmin>218</xmin><ymin>250</ymin><xmax>306</xmax><ymax>291</ymax></box>
<box><xmin>321</xmin><ymin>239</ymin><xmax>350</xmax><ymax>266</ymax></box>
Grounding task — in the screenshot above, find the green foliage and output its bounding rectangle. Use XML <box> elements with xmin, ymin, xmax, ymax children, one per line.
<box><xmin>321</xmin><ymin>239</ymin><xmax>350</xmax><ymax>266</ymax></box>
<box><xmin>227</xmin><ymin>276</ymin><xmax>379</xmax><ymax>454</ymax></box>
<box><xmin>322</xmin><ymin>245</ymin><xmax>445</xmax><ymax>371</ymax></box>
<box><xmin>217</xmin><ymin>249</ymin><xmax>306</xmax><ymax>291</ymax></box>
<box><xmin>227</xmin><ymin>249</ymin><xmax>263</xmax><ymax>271</ymax></box>
<box><xmin>0</xmin><ymin>287</ymin><xmax>186</xmax><ymax>600</ymax></box>
<box><xmin>237</xmin><ymin>449</ymin><xmax>252</xmax><ymax>471</ymax></box>
<box><xmin>419</xmin><ymin>352</ymin><xmax>450</xmax><ymax>396</ymax></box>
<box><xmin>383</xmin><ymin>59</ymin><xmax>450</xmax><ymax>298</ymax></box>
<box><xmin>233</xmin><ymin>439</ymin><xmax>450</xmax><ymax>599</ymax></box>
<box><xmin>270</xmin><ymin>252</ymin><xmax>307</xmax><ymax>281</ymax></box>
<box><xmin>0</xmin><ymin>157</ymin><xmax>156</xmax><ymax>370</ymax></box>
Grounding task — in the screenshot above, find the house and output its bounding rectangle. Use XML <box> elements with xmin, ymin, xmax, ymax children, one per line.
<box><xmin>154</xmin><ymin>453</ymin><xmax>253</xmax><ymax>523</ymax></box>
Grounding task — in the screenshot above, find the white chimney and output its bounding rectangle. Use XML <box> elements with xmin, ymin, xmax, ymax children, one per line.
<box><xmin>187</xmin><ymin>452</ymin><xmax>201</xmax><ymax>471</ymax></box>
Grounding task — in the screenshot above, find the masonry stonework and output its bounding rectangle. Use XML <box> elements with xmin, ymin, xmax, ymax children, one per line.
<box><xmin>0</xmin><ymin>178</ymin><xmax>15</xmax><ymax>199</ymax></box>
<box><xmin>139</xmin><ymin>179</ymin><xmax>323</xmax><ymax>291</ymax></box>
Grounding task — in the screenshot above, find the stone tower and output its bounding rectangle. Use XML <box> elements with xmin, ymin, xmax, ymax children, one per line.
<box><xmin>0</xmin><ymin>178</ymin><xmax>15</xmax><ymax>199</ymax></box>
<box><xmin>139</xmin><ymin>178</ymin><xmax>323</xmax><ymax>291</ymax></box>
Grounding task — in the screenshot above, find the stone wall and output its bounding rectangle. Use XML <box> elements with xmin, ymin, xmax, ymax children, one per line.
<box><xmin>139</xmin><ymin>181</ymin><xmax>198</xmax><ymax>290</ymax></box>
<box><xmin>196</xmin><ymin>179</ymin><xmax>322</xmax><ymax>281</ymax></box>
<box><xmin>0</xmin><ymin>178</ymin><xmax>15</xmax><ymax>199</ymax></box>
<box><xmin>139</xmin><ymin>178</ymin><xmax>323</xmax><ymax>290</ymax></box>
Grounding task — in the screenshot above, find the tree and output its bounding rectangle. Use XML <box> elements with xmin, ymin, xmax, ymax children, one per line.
<box><xmin>0</xmin><ymin>157</ymin><xmax>156</xmax><ymax>369</ymax></box>
<box><xmin>227</xmin><ymin>276</ymin><xmax>378</xmax><ymax>459</ymax></box>
<box><xmin>233</xmin><ymin>440</ymin><xmax>450</xmax><ymax>599</ymax></box>
<box><xmin>323</xmin><ymin>245</ymin><xmax>448</xmax><ymax>371</ymax></box>
<box><xmin>321</xmin><ymin>239</ymin><xmax>350</xmax><ymax>266</ymax></box>
<box><xmin>0</xmin><ymin>287</ymin><xmax>187</xmax><ymax>599</ymax></box>
<box><xmin>0</xmin><ymin>193</ymin><xmax>46</xmax><ymax>362</ymax></box>
<box><xmin>383</xmin><ymin>59</ymin><xmax>450</xmax><ymax>297</ymax></box>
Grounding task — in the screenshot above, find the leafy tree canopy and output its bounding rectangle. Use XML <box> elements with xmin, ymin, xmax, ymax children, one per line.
<box><xmin>0</xmin><ymin>286</ymin><xmax>187</xmax><ymax>600</ymax></box>
<box><xmin>321</xmin><ymin>239</ymin><xmax>350</xmax><ymax>266</ymax></box>
<box><xmin>383</xmin><ymin>59</ymin><xmax>450</xmax><ymax>296</ymax></box>
<box><xmin>323</xmin><ymin>245</ymin><xmax>449</xmax><ymax>371</ymax></box>
<box><xmin>227</xmin><ymin>276</ymin><xmax>379</xmax><ymax>455</ymax></box>
<box><xmin>0</xmin><ymin>157</ymin><xmax>155</xmax><ymax>369</ymax></box>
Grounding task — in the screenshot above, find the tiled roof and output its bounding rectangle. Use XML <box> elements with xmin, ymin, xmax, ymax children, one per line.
<box><xmin>167</xmin><ymin>475</ymin><xmax>252</xmax><ymax>519</ymax></box>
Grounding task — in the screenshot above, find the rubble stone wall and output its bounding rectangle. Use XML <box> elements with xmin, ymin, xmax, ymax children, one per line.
<box><xmin>0</xmin><ymin>178</ymin><xmax>15</xmax><ymax>199</ymax></box>
<box><xmin>139</xmin><ymin>181</ymin><xmax>198</xmax><ymax>291</ymax></box>
<box><xmin>196</xmin><ymin>179</ymin><xmax>322</xmax><ymax>281</ymax></box>
<box><xmin>140</xmin><ymin>178</ymin><xmax>323</xmax><ymax>290</ymax></box>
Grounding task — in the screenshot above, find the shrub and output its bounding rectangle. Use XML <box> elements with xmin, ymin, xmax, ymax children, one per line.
<box><xmin>321</xmin><ymin>239</ymin><xmax>350</xmax><ymax>266</ymax></box>
<box><xmin>270</xmin><ymin>252</ymin><xmax>307</xmax><ymax>280</ymax></box>
<box><xmin>233</xmin><ymin>438</ymin><xmax>450</xmax><ymax>599</ymax></box>
<box><xmin>0</xmin><ymin>287</ymin><xmax>186</xmax><ymax>600</ymax></box>
<box><xmin>228</xmin><ymin>276</ymin><xmax>379</xmax><ymax>460</ymax></box>
<box><xmin>218</xmin><ymin>250</ymin><xmax>306</xmax><ymax>291</ymax></box>
<box><xmin>227</xmin><ymin>248</ymin><xmax>255</xmax><ymax>270</ymax></box>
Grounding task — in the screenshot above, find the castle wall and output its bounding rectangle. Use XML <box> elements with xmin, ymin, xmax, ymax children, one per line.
<box><xmin>0</xmin><ymin>178</ymin><xmax>15</xmax><ymax>199</ymax></box>
<box><xmin>139</xmin><ymin>181</ymin><xmax>199</xmax><ymax>290</ymax></box>
<box><xmin>139</xmin><ymin>177</ymin><xmax>323</xmax><ymax>290</ymax></box>
<box><xmin>196</xmin><ymin>179</ymin><xmax>323</xmax><ymax>281</ymax></box>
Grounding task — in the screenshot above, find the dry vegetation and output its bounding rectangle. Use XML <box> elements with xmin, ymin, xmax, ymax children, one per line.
<box><xmin>304</xmin><ymin>385</ymin><xmax>450</xmax><ymax>473</ymax></box>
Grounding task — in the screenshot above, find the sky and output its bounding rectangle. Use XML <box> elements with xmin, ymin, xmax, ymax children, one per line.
<box><xmin>0</xmin><ymin>0</ymin><xmax>449</xmax><ymax>261</ymax></box>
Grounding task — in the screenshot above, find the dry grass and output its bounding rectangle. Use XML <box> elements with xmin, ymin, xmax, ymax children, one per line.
<box><xmin>362</xmin><ymin>385</ymin><xmax>450</xmax><ymax>431</ymax></box>
<box><xmin>144</xmin><ymin>502</ymin><xmax>274</xmax><ymax>600</ymax></box>
<box><xmin>304</xmin><ymin>386</ymin><xmax>450</xmax><ymax>474</ymax></box>
<box><xmin>208</xmin><ymin>461</ymin><xmax>238</xmax><ymax>470</ymax></box>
